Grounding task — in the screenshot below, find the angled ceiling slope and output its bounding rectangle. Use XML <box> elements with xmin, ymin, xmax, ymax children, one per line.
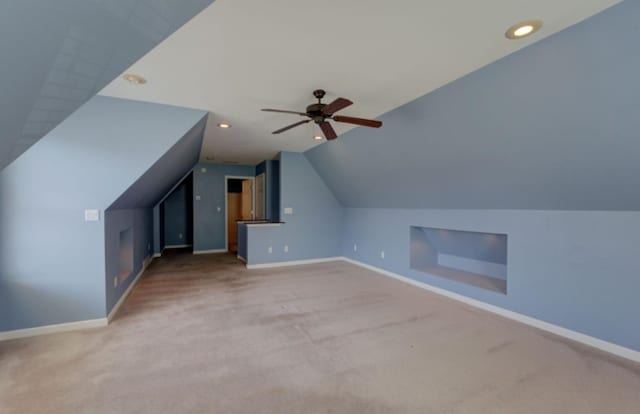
<box><xmin>100</xmin><ymin>0</ymin><xmax>619</xmax><ymax>165</ymax></box>
<box><xmin>305</xmin><ymin>1</ymin><xmax>640</xmax><ymax>211</ymax></box>
<box><xmin>109</xmin><ymin>117</ymin><xmax>206</xmax><ymax>210</ymax></box>
<box><xmin>0</xmin><ymin>0</ymin><xmax>215</xmax><ymax>171</ymax></box>
<box><xmin>0</xmin><ymin>95</ymin><xmax>207</xmax><ymax>331</ymax></box>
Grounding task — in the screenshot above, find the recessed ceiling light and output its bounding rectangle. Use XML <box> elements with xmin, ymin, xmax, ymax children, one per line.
<box><xmin>505</xmin><ymin>20</ymin><xmax>543</xmax><ymax>40</ymax></box>
<box><xmin>122</xmin><ymin>73</ymin><xmax>147</xmax><ymax>84</ymax></box>
<box><xmin>217</xmin><ymin>123</ymin><xmax>231</xmax><ymax>129</ymax></box>
<box><xmin>313</xmin><ymin>135</ymin><xmax>323</xmax><ymax>141</ymax></box>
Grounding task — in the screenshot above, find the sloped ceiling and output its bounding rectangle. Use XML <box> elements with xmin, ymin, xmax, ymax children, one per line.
<box><xmin>100</xmin><ymin>0</ymin><xmax>620</xmax><ymax>165</ymax></box>
<box><xmin>305</xmin><ymin>1</ymin><xmax>640</xmax><ymax>211</ymax></box>
<box><xmin>0</xmin><ymin>0</ymin><xmax>215</xmax><ymax>171</ymax></box>
<box><xmin>109</xmin><ymin>117</ymin><xmax>206</xmax><ymax>210</ymax></box>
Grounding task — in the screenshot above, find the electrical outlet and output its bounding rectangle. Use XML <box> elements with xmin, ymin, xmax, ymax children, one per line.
<box><xmin>114</xmin><ymin>277</ymin><xmax>118</xmax><ymax>288</ymax></box>
<box><xmin>179</xmin><ymin>233</ymin><xmax>183</xmax><ymax>239</ymax></box>
<box><xmin>380</xmin><ymin>251</ymin><xmax>385</xmax><ymax>259</ymax></box>
<box><xmin>354</xmin><ymin>244</ymin><xmax>357</xmax><ymax>252</ymax></box>
<box><xmin>268</xmin><ymin>246</ymin><xmax>273</xmax><ymax>254</ymax></box>
<box><xmin>195</xmin><ymin>195</ymin><xmax>202</xmax><ymax>201</ymax></box>
<box><xmin>147</xmin><ymin>243</ymin><xmax>151</xmax><ymax>251</ymax></box>
<box><xmin>84</xmin><ymin>209</ymin><xmax>100</xmax><ymax>222</ymax></box>
<box><xmin>284</xmin><ymin>245</ymin><xmax>288</xmax><ymax>252</ymax></box>
<box><xmin>217</xmin><ymin>206</ymin><xmax>221</xmax><ymax>212</ymax></box>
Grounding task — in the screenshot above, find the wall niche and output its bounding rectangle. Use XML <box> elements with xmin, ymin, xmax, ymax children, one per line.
<box><xmin>410</xmin><ymin>226</ymin><xmax>507</xmax><ymax>294</ymax></box>
<box><xmin>119</xmin><ymin>227</ymin><xmax>134</xmax><ymax>282</ymax></box>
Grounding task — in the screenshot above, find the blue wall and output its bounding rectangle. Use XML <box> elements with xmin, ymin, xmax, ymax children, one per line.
<box><xmin>0</xmin><ymin>96</ymin><xmax>207</xmax><ymax>331</ymax></box>
<box><xmin>268</xmin><ymin>160</ymin><xmax>281</xmax><ymax>222</ymax></box>
<box><xmin>237</xmin><ymin>223</ymin><xmax>248</xmax><ymax>261</ymax></box>
<box><xmin>246</xmin><ymin>152</ymin><xmax>343</xmax><ymax>264</ymax></box>
<box><xmin>305</xmin><ymin>1</ymin><xmax>640</xmax><ymax>211</ymax></box>
<box><xmin>300</xmin><ymin>1</ymin><xmax>640</xmax><ymax>352</ymax></box>
<box><xmin>104</xmin><ymin>209</ymin><xmax>152</xmax><ymax>314</ymax></box>
<box><xmin>153</xmin><ymin>205</ymin><xmax>164</xmax><ymax>255</ymax></box>
<box><xmin>163</xmin><ymin>176</ymin><xmax>193</xmax><ymax>247</ymax></box>
<box><xmin>192</xmin><ymin>162</ymin><xmax>255</xmax><ymax>252</ymax></box>
<box><xmin>255</xmin><ymin>159</ymin><xmax>281</xmax><ymax>221</ymax></box>
<box><xmin>0</xmin><ymin>0</ymin><xmax>214</xmax><ymax>171</ymax></box>
<box><xmin>341</xmin><ymin>209</ymin><xmax>640</xmax><ymax>351</ymax></box>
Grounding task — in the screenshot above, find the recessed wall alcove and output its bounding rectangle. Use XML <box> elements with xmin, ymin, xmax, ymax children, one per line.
<box><xmin>119</xmin><ymin>227</ymin><xmax>134</xmax><ymax>282</ymax></box>
<box><xmin>410</xmin><ymin>226</ymin><xmax>507</xmax><ymax>294</ymax></box>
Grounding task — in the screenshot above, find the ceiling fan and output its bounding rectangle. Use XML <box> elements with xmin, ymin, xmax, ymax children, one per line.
<box><xmin>261</xmin><ymin>89</ymin><xmax>382</xmax><ymax>140</ymax></box>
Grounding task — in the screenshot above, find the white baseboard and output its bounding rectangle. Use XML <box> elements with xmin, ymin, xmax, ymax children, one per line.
<box><xmin>1</xmin><ymin>255</ymin><xmax>154</xmax><ymax>341</ymax></box>
<box><xmin>4</xmin><ymin>254</ymin><xmax>637</xmax><ymax>363</ymax></box>
<box><xmin>341</xmin><ymin>257</ymin><xmax>640</xmax><ymax>363</ymax></box>
<box><xmin>193</xmin><ymin>249</ymin><xmax>227</xmax><ymax>255</ymax></box>
<box><xmin>246</xmin><ymin>257</ymin><xmax>342</xmax><ymax>269</ymax></box>
<box><xmin>0</xmin><ymin>318</ymin><xmax>108</xmax><ymax>342</ymax></box>
<box><xmin>153</xmin><ymin>253</ymin><xmax>162</xmax><ymax>258</ymax></box>
<box><xmin>237</xmin><ymin>254</ymin><xmax>247</xmax><ymax>263</ymax></box>
<box><xmin>107</xmin><ymin>255</ymin><xmax>153</xmax><ymax>322</ymax></box>
<box><xmin>164</xmin><ymin>244</ymin><xmax>192</xmax><ymax>249</ymax></box>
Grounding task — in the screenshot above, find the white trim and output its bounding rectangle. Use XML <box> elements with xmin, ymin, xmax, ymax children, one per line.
<box><xmin>0</xmin><ymin>318</ymin><xmax>108</xmax><ymax>341</ymax></box>
<box><xmin>193</xmin><ymin>249</ymin><xmax>227</xmax><ymax>255</ymax></box>
<box><xmin>107</xmin><ymin>255</ymin><xmax>153</xmax><ymax>322</ymax></box>
<box><xmin>153</xmin><ymin>253</ymin><xmax>162</xmax><ymax>258</ymax></box>
<box><xmin>4</xmin><ymin>255</ymin><xmax>635</xmax><ymax>363</ymax></box>
<box><xmin>0</xmin><ymin>255</ymin><xmax>154</xmax><ymax>341</ymax></box>
<box><xmin>246</xmin><ymin>257</ymin><xmax>342</xmax><ymax>269</ymax></box>
<box><xmin>245</xmin><ymin>223</ymin><xmax>282</xmax><ymax>227</ymax></box>
<box><xmin>224</xmin><ymin>175</ymin><xmax>256</xmax><ymax>252</ymax></box>
<box><xmin>341</xmin><ymin>257</ymin><xmax>640</xmax><ymax>363</ymax></box>
<box><xmin>164</xmin><ymin>244</ymin><xmax>192</xmax><ymax>249</ymax></box>
<box><xmin>237</xmin><ymin>254</ymin><xmax>247</xmax><ymax>263</ymax></box>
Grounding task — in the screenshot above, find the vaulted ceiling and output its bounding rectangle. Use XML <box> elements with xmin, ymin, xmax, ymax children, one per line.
<box><xmin>305</xmin><ymin>1</ymin><xmax>640</xmax><ymax>210</ymax></box>
<box><xmin>0</xmin><ymin>0</ymin><xmax>215</xmax><ymax>171</ymax></box>
<box><xmin>99</xmin><ymin>0</ymin><xmax>620</xmax><ymax>165</ymax></box>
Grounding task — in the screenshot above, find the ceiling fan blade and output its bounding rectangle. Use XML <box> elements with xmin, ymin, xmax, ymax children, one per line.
<box><xmin>333</xmin><ymin>115</ymin><xmax>382</xmax><ymax>128</ymax></box>
<box><xmin>262</xmin><ymin>108</ymin><xmax>308</xmax><ymax>116</ymax></box>
<box><xmin>272</xmin><ymin>119</ymin><xmax>311</xmax><ymax>134</ymax></box>
<box><xmin>319</xmin><ymin>121</ymin><xmax>338</xmax><ymax>141</ymax></box>
<box><xmin>322</xmin><ymin>98</ymin><xmax>353</xmax><ymax>115</ymax></box>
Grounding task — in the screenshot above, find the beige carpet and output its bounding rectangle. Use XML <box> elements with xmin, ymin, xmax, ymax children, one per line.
<box><xmin>1</xmin><ymin>251</ymin><xmax>639</xmax><ymax>413</ymax></box>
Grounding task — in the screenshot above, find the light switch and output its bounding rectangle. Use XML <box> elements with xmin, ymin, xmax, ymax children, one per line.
<box><xmin>217</xmin><ymin>206</ymin><xmax>221</xmax><ymax>212</ymax></box>
<box><xmin>201</xmin><ymin>167</ymin><xmax>207</xmax><ymax>173</ymax></box>
<box><xmin>195</xmin><ymin>195</ymin><xmax>202</xmax><ymax>201</ymax></box>
<box><xmin>284</xmin><ymin>207</ymin><xmax>293</xmax><ymax>215</ymax></box>
<box><xmin>84</xmin><ymin>209</ymin><xmax>100</xmax><ymax>222</ymax></box>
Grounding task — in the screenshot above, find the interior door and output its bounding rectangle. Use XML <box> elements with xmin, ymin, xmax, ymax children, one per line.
<box><xmin>241</xmin><ymin>180</ymin><xmax>253</xmax><ymax>220</ymax></box>
<box><xmin>227</xmin><ymin>193</ymin><xmax>241</xmax><ymax>251</ymax></box>
<box><xmin>255</xmin><ymin>173</ymin><xmax>265</xmax><ymax>220</ymax></box>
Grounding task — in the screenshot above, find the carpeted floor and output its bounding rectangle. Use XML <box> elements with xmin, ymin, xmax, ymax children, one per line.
<box><xmin>1</xmin><ymin>251</ymin><xmax>639</xmax><ymax>413</ymax></box>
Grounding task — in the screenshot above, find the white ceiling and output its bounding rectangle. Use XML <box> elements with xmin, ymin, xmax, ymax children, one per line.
<box><xmin>99</xmin><ymin>0</ymin><xmax>620</xmax><ymax>165</ymax></box>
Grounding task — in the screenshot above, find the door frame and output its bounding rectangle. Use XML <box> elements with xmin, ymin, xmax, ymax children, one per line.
<box><xmin>224</xmin><ymin>175</ymin><xmax>255</xmax><ymax>251</ymax></box>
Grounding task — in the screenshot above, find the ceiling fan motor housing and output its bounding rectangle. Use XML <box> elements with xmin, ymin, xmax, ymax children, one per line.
<box><xmin>309</xmin><ymin>89</ymin><xmax>328</xmax><ymax>123</ymax></box>
<box><xmin>262</xmin><ymin>88</ymin><xmax>381</xmax><ymax>137</ymax></box>
<box><xmin>306</xmin><ymin>103</ymin><xmax>328</xmax><ymax>123</ymax></box>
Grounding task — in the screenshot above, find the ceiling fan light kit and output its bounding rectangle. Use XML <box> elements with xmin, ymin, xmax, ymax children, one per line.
<box><xmin>262</xmin><ymin>89</ymin><xmax>382</xmax><ymax>141</ymax></box>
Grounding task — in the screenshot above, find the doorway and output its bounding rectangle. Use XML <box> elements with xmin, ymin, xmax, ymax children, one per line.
<box><xmin>161</xmin><ymin>173</ymin><xmax>194</xmax><ymax>252</ymax></box>
<box><xmin>225</xmin><ymin>176</ymin><xmax>255</xmax><ymax>252</ymax></box>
